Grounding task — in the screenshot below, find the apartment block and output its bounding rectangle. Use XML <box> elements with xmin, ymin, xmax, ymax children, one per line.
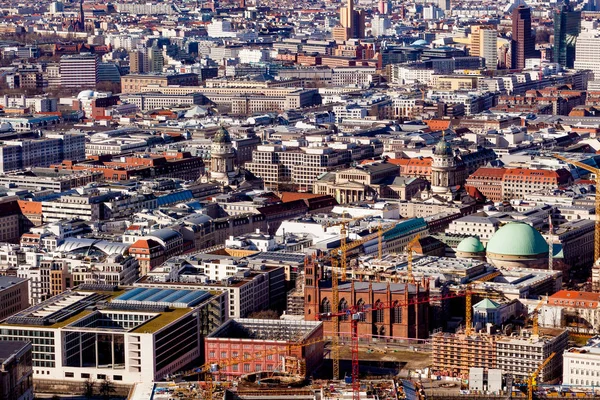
<box><xmin>120</xmin><ymin>73</ymin><xmax>199</xmax><ymax>94</ymax></box>
<box><xmin>466</xmin><ymin>167</ymin><xmax>573</xmax><ymax>202</ymax></box>
<box><xmin>0</xmin><ymin>341</ymin><xmax>33</xmax><ymax>400</ymax></box>
<box><xmin>246</xmin><ymin>141</ymin><xmax>383</xmax><ymax>191</ymax></box>
<box><xmin>0</xmin><ymin>277</ymin><xmax>28</xmax><ymax>320</ymax></box>
<box><xmin>432</xmin><ymin>330</ymin><xmax>568</xmax><ymax>381</ymax></box>
<box><xmin>60</xmin><ymin>53</ymin><xmax>98</xmax><ymax>89</ymax></box>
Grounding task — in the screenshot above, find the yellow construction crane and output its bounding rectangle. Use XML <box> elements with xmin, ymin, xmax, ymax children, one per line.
<box><xmin>327</xmin><ymin>215</ymin><xmax>365</xmax><ymax>281</ymax></box>
<box><xmin>532</xmin><ymin>300</ymin><xmax>544</xmax><ymax>337</ymax></box>
<box><xmin>528</xmin><ymin>352</ymin><xmax>556</xmax><ymax>400</ymax></box>
<box><xmin>406</xmin><ymin>234</ymin><xmax>421</xmax><ymax>283</ymax></box>
<box><xmin>553</xmin><ymin>154</ymin><xmax>600</xmax><ymax>289</ymax></box>
<box><xmin>465</xmin><ymin>284</ymin><xmax>472</xmax><ymax>335</ymax></box>
<box><xmin>326</xmin><ymin>220</ymin><xmax>397</xmax><ymax>379</ymax></box>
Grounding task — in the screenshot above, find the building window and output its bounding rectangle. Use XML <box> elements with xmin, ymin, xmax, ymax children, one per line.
<box><xmin>321</xmin><ymin>298</ymin><xmax>331</xmax><ymax>314</ymax></box>
<box><xmin>356</xmin><ymin>299</ymin><xmax>366</xmax><ymax>322</ymax></box>
<box><xmin>114</xmin><ymin>375</ymin><xmax>122</xmax><ymax>381</ymax></box>
<box><xmin>65</xmin><ymin>372</ymin><xmax>74</xmax><ymax>378</ymax></box>
<box><xmin>339</xmin><ymin>298</ymin><xmax>349</xmax><ymax>321</ymax></box>
<box><xmin>374</xmin><ymin>300</ymin><xmax>384</xmax><ymax>324</ymax></box>
<box><xmin>393</xmin><ymin>301</ymin><xmax>402</xmax><ymax>324</ymax></box>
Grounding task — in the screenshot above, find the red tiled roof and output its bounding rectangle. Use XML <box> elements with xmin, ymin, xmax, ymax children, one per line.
<box><xmin>468</xmin><ymin>167</ymin><xmax>506</xmax><ymax>179</ymax></box>
<box><xmin>390</xmin><ymin>158</ymin><xmax>432</xmax><ymax>167</ymax></box>
<box><xmin>548</xmin><ymin>290</ymin><xmax>600</xmax><ymax>308</ymax></box>
<box><xmin>280</xmin><ymin>192</ymin><xmax>325</xmax><ymax>203</ymax></box>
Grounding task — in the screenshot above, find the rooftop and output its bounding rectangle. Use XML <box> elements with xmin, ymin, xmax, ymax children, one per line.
<box><xmin>208</xmin><ymin>318</ymin><xmax>322</xmax><ymax>343</ymax></box>
<box><xmin>113</xmin><ymin>287</ymin><xmax>212</xmax><ymax>308</ymax></box>
<box><xmin>0</xmin><ymin>340</ymin><xmax>30</xmax><ymax>363</ymax></box>
<box><xmin>0</xmin><ymin>276</ymin><xmax>26</xmax><ymax>290</ymax></box>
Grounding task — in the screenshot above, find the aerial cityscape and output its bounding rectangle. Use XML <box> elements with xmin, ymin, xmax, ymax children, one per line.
<box><xmin>2</xmin><ymin>0</ymin><xmax>600</xmax><ymax>399</ymax></box>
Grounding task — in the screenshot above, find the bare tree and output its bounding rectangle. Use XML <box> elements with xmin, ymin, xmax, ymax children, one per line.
<box><xmin>83</xmin><ymin>377</ymin><xmax>95</xmax><ymax>399</ymax></box>
<box><xmin>99</xmin><ymin>377</ymin><xmax>115</xmax><ymax>400</ymax></box>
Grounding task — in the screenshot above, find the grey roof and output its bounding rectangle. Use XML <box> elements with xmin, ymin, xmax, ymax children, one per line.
<box><xmin>113</xmin><ymin>287</ymin><xmax>211</xmax><ymax>308</ymax></box>
<box><xmin>149</xmin><ymin>228</ymin><xmax>183</xmax><ymax>242</ymax></box>
<box><xmin>56</xmin><ymin>238</ymin><xmax>130</xmax><ymax>256</ymax></box>
<box><xmin>0</xmin><ymin>276</ymin><xmax>26</xmax><ymax>291</ymax></box>
<box><xmin>185</xmin><ymin>214</ymin><xmax>213</xmax><ymax>227</ymax></box>
<box><xmin>0</xmin><ymin>341</ymin><xmax>30</xmax><ymax>363</ymax></box>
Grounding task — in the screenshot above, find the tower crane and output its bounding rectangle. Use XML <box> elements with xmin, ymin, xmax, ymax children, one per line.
<box><xmin>327</xmin><ymin>220</ymin><xmax>397</xmax><ymax>378</ymax></box>
<box><xmin>531</xmin><ymin>300</ymin><xmax>544</xmax><ymax>337</ymax></box>
<box><xmin>527</xmin><ymin>352</ymin><xmax>556</xmax><ymax>400</ymax></box>
<box><xmin>553</xmin><ymin>154</ymin><xmax>600</xmax><ymax>290</ymax></box>
<box><xmin>317</xmin><ymin>290</ymin><xmax>467</xmax><ymax>400</ymax></box>
<box><xmin>465</xmin><ymin>284</ymin><xmax>473</xmax><ymax>335</ymax></box>
<box><xmin>406</xmin><ymin>234</ymin><xmax>421</xmax><ymax>283</ymax></box>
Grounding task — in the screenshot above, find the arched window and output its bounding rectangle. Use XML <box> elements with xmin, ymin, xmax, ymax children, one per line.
<box><xmin>393</xmin><ymin>301</ymin><xmax>402</xmax><ymax>324</ymax></box>
<box><xmin>356</xmin><ymin>299</ymin><xmax>366</xmax><ymax>322</ymax></box>
<box><xmin>339</xmin><ymin>298</ymin><xmax>349</xmax><ymax>321</ymax></box>
<box><xmin>321</xmin><ymin>298</ymin><xmax>331</xmax><ymax>314</ymax></box>
<box><xmin>374</xmin><ymin>300</ymin><xmax>384</xmax><ymax>323</ymax></box>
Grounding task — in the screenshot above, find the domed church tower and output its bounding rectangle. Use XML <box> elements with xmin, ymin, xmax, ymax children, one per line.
<box><xmin>210</xmin><ymin>125</ymin><xmax>235</xmax><ymax>183</ymax></box>
<box><xmin>430</xmin><ymin>137</ymin><xmax>458</xmax><ymax>198</ymax></box>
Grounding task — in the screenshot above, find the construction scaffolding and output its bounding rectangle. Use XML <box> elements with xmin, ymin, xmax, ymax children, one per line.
<box><xmin>431</xmin><ymin>331</ymin><xmax>498</xmax><ymax>379</ymax></box>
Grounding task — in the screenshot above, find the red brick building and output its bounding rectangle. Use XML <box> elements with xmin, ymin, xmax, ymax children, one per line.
<box><xmin>465</xmin><ymin>167</ymin><xmax>505</xmax><ymax>202</ymax></box>
<box><xmin>466</xmin><ymin>167</ymin><xmax>572</xmax><ymax>202</ymax></box>
<box><xmin>304</xmin><ymin>261</ymin><xmax>430</xmax><ymax>340</ymax></box>
<box><xmin>205</xmin><ymin>319</ymin><xmax>324</xmax><ymax>379</ymax></box>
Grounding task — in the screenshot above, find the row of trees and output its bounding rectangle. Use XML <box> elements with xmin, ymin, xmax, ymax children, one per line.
<box><xmin>83</xmin><ymin>377</ymin><xmax>116</xmax><ymax>400</ymax></box>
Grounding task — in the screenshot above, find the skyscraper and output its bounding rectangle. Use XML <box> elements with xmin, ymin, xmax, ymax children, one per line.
<box><xmin>129</xmin><ymin>50</ymin><xmax>148</xmax><ymax>74</ymax></box>
<box><xmin>332</xmin><ymin>0</ymin><xmax>364</xmax><ymax>41</ymax></box>
<box><xmin>553</xmin><ymin>0</ymin><xmax>581</xmax><ymax>68</ymax></box>
<box><xmin>472</xmin><ymin>26</ymin><xmax>498</xmax><ymax>70</ymax></box>
<box><xmin>511</xmin><ymin>5</ymin><xmax>536</xmax><ymax>69</ymax></box>
<box><xmin>147</xmin><ymin>45</ymin><xmax>164</xmax><ymax>73</ymax></box>
<box><xmin>574</xmin><ymin>30</ymin><xmax>600</xmax><ymax>79</ymax></box>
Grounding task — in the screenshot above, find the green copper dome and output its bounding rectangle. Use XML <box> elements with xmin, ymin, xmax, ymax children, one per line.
<box><xmin>213</xmin><ymin>125</ymin><xmax>232</xmax><ymax>144</ymax></box>
<box><xmin>457</xmin><ymin>236</ymin><xmax>485</xmax><ymax>253</ymax></box>
<box><xmin>486</xmin><ymin>223</ymin><xmax>548</xmax><ymax>256</ymax></box>
<box><xmin>434</xmin><ymin>139</ymin><xmax>453</xmax><ymax>156</ymax></box>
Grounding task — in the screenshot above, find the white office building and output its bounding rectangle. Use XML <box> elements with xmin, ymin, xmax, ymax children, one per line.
<box><xmin>574</xmin><ymin>30</ymin><xmax>600</xmax><ymax>80</ymax></box>
<box><xmin>0</xmin><ymin>288</ymin><xmax>227</xmax><ymax>384</ymax></box>
<box><xmin>563</xmin><ymin>337</ymin><xmax>600</xmax><ymax>387</ymax></box>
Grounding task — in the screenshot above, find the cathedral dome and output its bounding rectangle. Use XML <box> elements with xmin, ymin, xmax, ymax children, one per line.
<box><xmin>433</xmin><ymin>138</ymin><xmax>453</xmax><ymax>156</ymax></box>
<box><xmin>213</xmin><ymin>125</ymin><xmax>232</xmax><ymax>144</ymax></box>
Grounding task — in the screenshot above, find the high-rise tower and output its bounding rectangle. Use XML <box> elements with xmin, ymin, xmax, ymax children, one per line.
<box><xmin>332</xmin><ymin>0</ymin><xmax>365</xmax><ymax>41</ymax></box>
<box><xmin>553</xmin><ymin>0</ymin><xmax>581</xmax><ymax>68</ymax></box>
<box><xmin>511</xmin><ymin>5</ymin><xmax>536</xmax><ymax>69</ymax></box>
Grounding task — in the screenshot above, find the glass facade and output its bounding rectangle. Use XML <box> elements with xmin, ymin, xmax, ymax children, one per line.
<box><xmin>553</xmin><ymin>1</ymin><xmax>581</xmax><ymax>68</ymax></box>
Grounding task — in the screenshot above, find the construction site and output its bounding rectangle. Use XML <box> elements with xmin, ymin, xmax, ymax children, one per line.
<box><xmin>204</xmin><ymin>318</ymin><xmax>325</xmax><ymax>380</ymax></box>
<box><xmin>145</xmin><ymin>198</ymin><xmax>600</xmax><ymax>400</ymax></box>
